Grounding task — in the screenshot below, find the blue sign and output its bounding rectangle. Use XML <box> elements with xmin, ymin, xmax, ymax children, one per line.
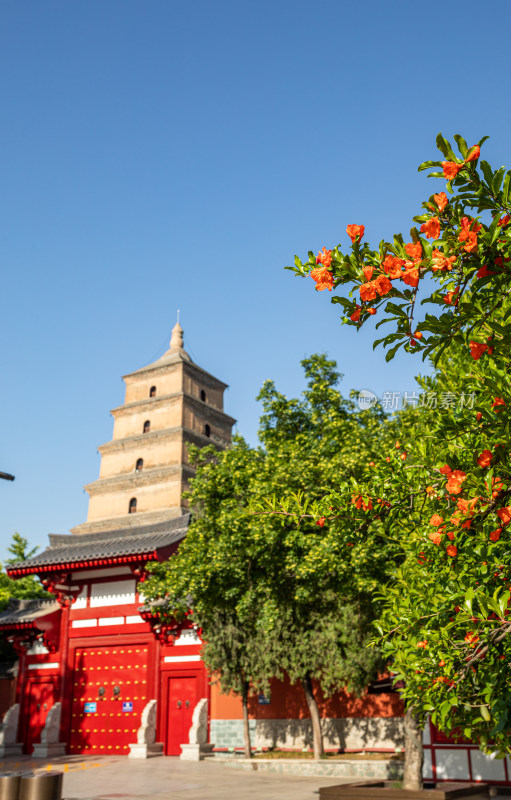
<box><xmin>258</xmin><ymin>695</ymin><xmax>270</xmax><ymax>705</ymax></box>
<box><xmin>84</xmin><ymin>702</ymin><xmax>97</xmax><ymax>713</ymax></box>
<box><xmin>122</xmin><ymin>701</ymin><xmax>133</xmax><ymax>713</ymax></box>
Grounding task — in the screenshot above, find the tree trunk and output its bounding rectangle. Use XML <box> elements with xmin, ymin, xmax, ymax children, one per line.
<box><xmin>301</xmin><ymin>672</ymin><xmax>324</xmax><ymax>760</ymax></box>
<box><xmin>241</xmin><ymin>680</ymin><xmax>252</xmax><ymax>758</ymax></box>
<box><xmin>403</xmin><ymin>707</ymin><xmax>424</xmax><ymax>790</ymax></box>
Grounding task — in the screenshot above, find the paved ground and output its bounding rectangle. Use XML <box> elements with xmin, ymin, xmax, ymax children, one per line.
<box><xmin>0</xmin><ymin>755</ymin><xmax>351</xmax><ymax>800</ymax></box>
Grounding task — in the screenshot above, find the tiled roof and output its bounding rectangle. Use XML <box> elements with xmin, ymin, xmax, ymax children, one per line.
<box><xmin>0</xmin><ymin>598</ymin><xmax>60</xmax><ymax>626</ymax></box>
<box><xmin>7</xmin><ymin>514</ymin><xmax>190</xmax><ymax>574</ymax></box>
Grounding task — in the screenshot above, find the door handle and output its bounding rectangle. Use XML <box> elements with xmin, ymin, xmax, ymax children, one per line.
<box><xmin>177</xmin><ymin>700</ymin><xmax>182</xmax><ymax>708</ymax></box>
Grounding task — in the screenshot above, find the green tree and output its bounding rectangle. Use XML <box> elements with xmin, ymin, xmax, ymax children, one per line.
<box><xmin>144</xmin><ymin>356</ymin><xmax>393</xmax><ymax>758</ymax></box>
<box><xmin>286</xmin><ymin>133</ymin><xmax>511</xmax><ymax>787</ymax></box>
<box><xmin>144</xmin><ymin>438</ymin><xmax>271</xmax><ymax>757</ymax></box>
<box><xmin>0</xmin><ymin>533</ymin><xmax>50</xmax><ymax>660</ymax></box>
<box><xmin>0</xmin><ymin>533</ymin><xmax>48</xmax><ymax>610</ymax></box>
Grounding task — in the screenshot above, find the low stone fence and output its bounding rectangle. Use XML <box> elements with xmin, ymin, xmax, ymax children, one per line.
<box><xmin>207</xmin><ymin>756</ymin><xmax>404</xmax><ymax>779</ymax></box>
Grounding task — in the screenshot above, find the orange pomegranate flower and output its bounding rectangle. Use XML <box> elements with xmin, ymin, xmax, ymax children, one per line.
<box><xmin>363</xmin><ymin>265</ymin><xmax>374</xmax><ymax>281</ymax></box>
<box><xmin>346</xmin><ymin>224</ymin><xmax>365</xmax><ymax>243</ymax></box>
<box><xmin>316</xmin><ymin>517</ymin><xmax>326</xmax><ymax>527</ymax></box>
<box><xmin>359</xmin><ymin>282</ymin><xmax>377</xmax><ymax>302</ymax></box>
<box><xmin>311</xmin><ymin>267</ymin><xmax>334</xmax><ymax>291</ymax></box>
<box><xmin>477</xmin><ymin>264</ymin><xmax>493</xmax><ymax>278</ymax></box>
<box><xmin>431</xmin><ymin>249</ymin><xmax>456</xmax><ymax>272</ymax></box>
<box><xmin>417</xmin><ymin>640</ymin><xmax>428</xmax><ymax>649</ymax></box>
<box><xmin>439</xmin><ymin>464</ymin><xmax>452</xmax><ymax>476</ymax></box>
<box><xmin>383</xmin><ymin>255</ymin><xmax>405</xmax><ymax>279</ymax></box>
<box><xmin>430</xmin><ymin>514</ymin><xmax>444</xmax><ymax>526</ymax></box>
<box><xmin>442</xmin><ymin>161</ymin><xmax>463</xmax><ymax>179</ymax></box>
<box><xmin>402</xmin><ymin>268</ymin><xmax>419</xmax><ymax>288</ymax></box>
<box><xmin>429</xmin><ymin>531</ymin><xmax>443</xmax><ymax>545</ymax></box>
<box><xmin>477</xmin><ymin>449</ymin><xmax>493</xmax><ymax>468</ymax></box>
<box><xmin>374</xmin><ymin>274</ymin><xmax>392</xmax><ymax>297</ymax></box>
<box><xmin>405</xmin><ymin>242</ymin><xmax>422</xmax><ymax>260</ymax></box>
<box><xmin>316</xmin><ymin>247</ymin><xmax>332</xmax><ymax>268</ymax></box>
<box><xmin>469</xmin><ymin>341</ymin><xmax>488</xmax><ymax>360</ymax></box>
<box><xmin>490</xmin><ymin>528</ymin><xmax>502</xmax><ymax>543</ymax></box>
<box><xmin>464</xmin><ymin>631</ymin><xmax>480</xmax><ymax>644</ymax></box>
<box><xmin>496</xmin><ymin>507</ymin><xmax>511</xmax><ymax>525</ymax></box>
<box><xmin>434</xmin><ymin>192</ymin><xmax>448</xmax><ymax>212</ymax></box>
<box><xmin>492</xmin><ymin>397</ymin><xmax>506</xmax><ymax>410</ymax></box>
<box><xmin>498</xmin><ymin>214</ymin><xmax>510</xmax><ymax>227</ymax></box>
<box><xmin>446</xmin><ymin>544</ymin><xmax>458</xmax><ymax>557</ymax></box>
<box><xmin>459</xmin><ymin>228</ymin><xmax>478</xmax><ymax>253</ymax></box>
<box><xmin>446</xmin><ymin>470</ymin><xmax>467</xmax><ymax>495</ymax></box>
<box><xmin>465</xmin><ymin>145</ymin><xmax>480</xmax><ymax>163</ymax></box>
<box><xmin>460</xmin><ymin>216</ymin><xmax>482</xmax><ymax>233</ymax></box>
<box><xmin>444</xmin><ymin>288</ymin><xmax>459</xmax><ymax>305</ymax></box>
<box><xmin>452</xmin><ymin>469</ymin><xmax>467</xmax><ymax>482</ymax></box>
<box><xmin>421</xmin><ymin>217</ymin><xmax>441</xmax><ymax>239</ymax></box>
<box><xmin>350</xmin><ymin>306</ymin><xmax>362</xmax><ymax>322</ymax></box>
<box><xmin>352</xmin><ymin>494</ymin><xmax>373</xmax><ymax>511</ymax></box>
<box><xmin>487</xmin><ymin>476</ymin><xmax>504</xmax><ymax>498</ymax></box>
<box><xmin>457</xmin><ymin>497</ymin><xmax>478</xmax><ymax>514</ymax></box>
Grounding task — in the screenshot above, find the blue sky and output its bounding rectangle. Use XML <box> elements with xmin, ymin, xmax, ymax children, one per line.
<box><xmin>1</xmin><ymin>0</ymin><xmax>510</xmax><ymax>559</ymax></box>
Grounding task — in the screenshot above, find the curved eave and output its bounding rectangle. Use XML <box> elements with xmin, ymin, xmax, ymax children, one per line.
<box><xmin>0</xmin><ymin>621</ymin><xmax>37</xmax><ymax>632</ymax></box>
<box><xmin>7</xmin><ymin>550</ymin><xmax>163</xmax><ymax>578</ymax></box>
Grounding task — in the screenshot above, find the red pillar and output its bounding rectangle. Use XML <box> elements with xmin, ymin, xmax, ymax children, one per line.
<box><xmin>58</xmin><ymin>602</ymin><xmax>71</xmax><ymax>748</ymax></box>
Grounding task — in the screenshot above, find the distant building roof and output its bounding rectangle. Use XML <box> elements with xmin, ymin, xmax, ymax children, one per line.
<box><xmin>0</xmin><ymin>598</ymin><xmax>60</xmax><ymax>627</ymax></box>
<box><xmin>7</xmin><ymin>514</ymin><xmax>190</xmax><ymax>576</ymax></box>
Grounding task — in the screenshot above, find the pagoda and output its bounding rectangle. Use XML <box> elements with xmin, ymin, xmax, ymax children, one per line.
<box><xmin>0</xmin><ymin>324</ymin><xmax>234</xmax><ymax>758</ymax></box>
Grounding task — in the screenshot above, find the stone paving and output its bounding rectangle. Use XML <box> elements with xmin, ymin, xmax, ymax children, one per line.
<box><xmin>0</xmin><ymin>755</ymin><xmax>353</xmax><ymax>800</ymax></box>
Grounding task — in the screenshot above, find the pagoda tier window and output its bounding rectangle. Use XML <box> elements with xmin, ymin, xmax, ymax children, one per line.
<box><xmin>143</xmin><ymin>420</ymin><xmax>150</xmax><ymax>434</ymax></box>
<box><xmin>200</xmin><ymin>389</ymin><xmax>206</xmax><ymax>402</ymax></box>
<box><xmin>149</xmin><ymin>386</ymin><xmax>156</xmax><ymax>398</ymax></box>
<box><xmin>205</xmin><ymin>424</ymin><xmax>211</xmax><ymax>438</ymax></box>
<box><xmin>129</xmin><ymin>497</ymin><xmax>137</xmax><ymax>514</ymax></box>
<box><xmin>136</xmin><ymin>458</ymin><xmax>143</xmax><ymax>472</ymax></box>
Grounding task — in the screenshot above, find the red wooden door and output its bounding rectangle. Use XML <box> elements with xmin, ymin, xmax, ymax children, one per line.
<box><xmin>166</xmin><ymin>674</ymin><xmax>198</xmax><ymax>755</ymax></box>
<box><xmin>25</xmin><ymin>680</ymin><xmax>56</xmax><ymax>754</ymax></box>
<box><xmin>69</xmin><ymin>645</ymin><xmax>148</xmax><ymax>755</ymax></box>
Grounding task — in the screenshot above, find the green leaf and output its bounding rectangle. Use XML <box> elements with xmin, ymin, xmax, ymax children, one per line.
<box><xmin>480</xmin><ymin>160</ymin><xmax>495</xmax><ymax>190</ymax></box>
<box><xmin>454</xmin><ymin>134</ymin><xmax>468</xmax><ymax>159</ymax></box>
<box><xmin>418</xmin><ymin>160</ymin><xmax>442</xmax><ymax>173</ymax></box>
<box><xmin>385</xmin><ymin>341</ymin><xmax>404</xmax><ymax>362</ymax></box>
<box><xmin>502</xmin><ymin>171</ymin><xmax>511</xmax><ymax>205</ymax></box>
<box><xmin>436</xmin><ymin>133</ymin><xmax>457</xmax><ymax>161</ymax></box>
<box><xmin>493</xmin><ymin>167</ymin><xmax>506</xmax><ymax>194</ymax></box>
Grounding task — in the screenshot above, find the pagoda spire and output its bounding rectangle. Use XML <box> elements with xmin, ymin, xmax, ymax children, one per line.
<box><xmin>169</xmin><ymin>315</ymin><xmax>184</xmax><ymax>352</ymax></box>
